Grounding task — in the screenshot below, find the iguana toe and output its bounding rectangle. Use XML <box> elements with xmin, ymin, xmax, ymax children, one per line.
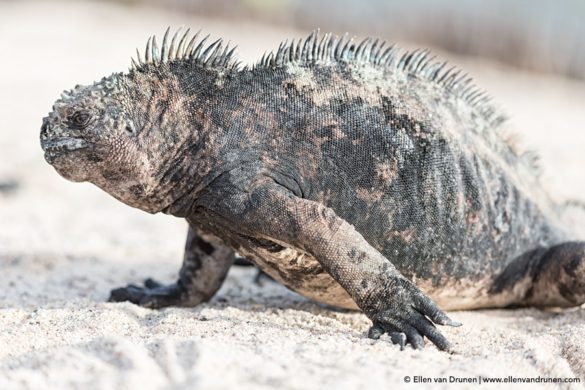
<box><xmin>109</xmin><ymin>278</ymin><xmax>185</xmax><ymax>309</ymax></box>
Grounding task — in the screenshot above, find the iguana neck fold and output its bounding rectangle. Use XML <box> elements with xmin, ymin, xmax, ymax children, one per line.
<box><xmin>117</xmin><ymin>64</ymin><xmax>231</xmax><ymax>214</ymax></box>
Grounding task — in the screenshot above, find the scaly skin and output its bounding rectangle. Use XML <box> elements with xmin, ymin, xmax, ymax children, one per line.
<box><xmin>40</xmin><ymin>29</ymin><xmax>585</xmax><ymax>351</ymax></box>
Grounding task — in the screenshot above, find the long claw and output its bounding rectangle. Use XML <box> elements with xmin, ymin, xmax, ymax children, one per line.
<box><xmin>389</xmin><ymin>332</ymin><xmax>407</xmax><ymax>350</ymax></box>
<box><xmin>415</xmin><ymin>295</ymin><xmax>462</xmax><ymax>327</ymax></box>
<box><xmin>404</xmin><ymin>327</ymin><xmax>425</xmax><ymax>349</ymax></box>
<box><xmin>446</xmin><ymin>319</ymin><xmax>462</xmax><ymax>327</ymax></box>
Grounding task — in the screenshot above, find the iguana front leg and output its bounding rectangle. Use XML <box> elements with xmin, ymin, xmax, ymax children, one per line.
<box><xmin>212</xmin><ymin>183</ymin><xmax>461</xmax><ymax>351</ymax></box>
<box><xmin>109</xmin><ymin>226</ymin><xmax>235</xmax><ymax>308</ymax></box>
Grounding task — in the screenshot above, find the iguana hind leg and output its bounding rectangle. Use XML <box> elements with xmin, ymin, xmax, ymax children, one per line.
<box><xmin>109</xmin><ymin>226</ymin><xmax>235</xmax><ymax>308</ymax></box>
<box><xmin>525</xmin><ymin>241</ymin><xmax>585</xmax><ymax>307</ymax></box>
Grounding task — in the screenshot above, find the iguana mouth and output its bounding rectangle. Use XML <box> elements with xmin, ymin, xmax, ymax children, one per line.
<box><xmin>42</xmin><ymin>137</ymin><xmax>89</xmax><ymax>153</ymax></box>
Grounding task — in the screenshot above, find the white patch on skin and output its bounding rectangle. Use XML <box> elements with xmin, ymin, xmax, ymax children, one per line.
<box><xmin>375</xmin><ymin>158</ymin><xmax>398</xmax><ymax>184</ymax></box>
<box><xmin>392</xmin><ymin>127</ymin><xmax>415</xmax><ymax>155</ymax></box>
<box><xmin>284</xmin><ymin>64</ymin><xmax>317</xmax><ymax>88</ymax></box>
<box><xmin>284</xmin><ymin>62</ymin><xmax>391</xmax><ymax>109</ymax></box>
<box><xmin>214</xmin><ymin>70</ymin><xmax>227</xmax><ymax>87</ymax></box>
<box><xmin>350</xmin><ymin>63</ymin><xmax>385</xmax><ymax>89</ymax></box>
<box><xmin>356</xmin><ymin>187</ymin><xmax>384</xmax><ymax>203</ymax></box>
<box><xmin>41</xmin><ymin>137</ymin><xmax>88</xmax><ymax>152</ymax></box>
<box><xmin>43</xmin><ymin>123</ymin><xmax>68</xmax><ymax>138</ymax></box>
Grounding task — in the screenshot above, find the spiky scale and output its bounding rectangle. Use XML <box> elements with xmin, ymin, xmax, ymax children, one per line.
<box><xmin>175</xmin><ymin>28</ymin><xmax>191</xmax><ymax>60</ymax></box>
<box><xmin>317</xmin><ymin>34</ymin><xmax>328</xmax><ymax>60</ymax></box>
<box><xmin>431</xmin><ymin>61</ymin><xmax>448</xmax><ymax>81</ymax></box>
<box><xmin>333</xmin><ymin>33</ymin><xmax>347</xmax><ymax>59</ymax></box>
<box><xmin>151</xmin><ymin>36</ymin><xmax>160</xmax><ymax>64</ymax></box>
<box><xmin>224</xmin><ymin>46</ymin><xmax>237</xmax><ymax>67</ymax></box>
<box><xmin>200</xmin><ymin>38</ymin><xmax>221</xmax><ymax>61</ymax></box>
<box><xmin>275</xmin><ymin>40</ymin><xmax>287</xmax><ymax>66</ymax></box>
<box><xmin>144</xmin><ymin>36</ymin><xmax>152</xmax><ymax>63</ymax></box>
<box><xmin>191</xmin><ymin>34</ymin><xmax>210</xmax><ymax>60</ymax></box>
<box><xmin>287</xmin><ymin>39</ymin><xmax>296</xmax><ymax>62</ymax></box>
<box><xmin>354</xmin><ymin>38</ymin><xmax>369</xmax><ymax>60</ymax></box>
<box><xmin>160</xmin><ymin>27</ymin><xmax>171</xmax><ymax>63</ymax></box>
<box><xmin>184</xmin><ymin>30</ymin><xmax>201</xmax><ymax>59</ymax></box>
<box><xmin>294</xmin><ymin>38</ymin><xmax>302</xmax><ymax>60</ymax></box>
<box><xmin>368</xmin><ymin>38</ymin><xmax>380</xmax><ymax>62</ymax></box>
<box><xmin>167</xmin><ymin>28</ymin><xmax>181</xmax><ymax>60</ymax></box>
<box><xmin>418</xmin><ymin>55</ymin><xmax>436</xmax><ymax>75</ymax></box>
<box><xmin>414</xmin><ymin>51</ymin><xmax>431</xmax><ymax>73</ymax></box>
<box><xmin>135</xmin><ymin>48</ymin><xmax>143</xmax><ymax>65</ymax></box>
<box><xmin>205</xmin><ymin>41</ymin><xmax>222</xmax><ymax>66</ymax></box>
<box><xmin>301</xmin><ymin>31</ymin><xmax>315</xmax><ymax>60</ymax></box>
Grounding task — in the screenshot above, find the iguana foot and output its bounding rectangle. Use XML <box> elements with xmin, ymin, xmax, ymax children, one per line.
<box><xmin>364</xmin><ymin>278</ymin><xmax>461</xmax><ymax>351</ymax></box>
<box><xmin>109</xmin><ymin>278</ymin><xmax>187</xmax><ymax>309</ymax></box>
<box><xmin>108</xmin><ymin>227</ymin><xmax>236</xmax><ymax>309</ymax></box>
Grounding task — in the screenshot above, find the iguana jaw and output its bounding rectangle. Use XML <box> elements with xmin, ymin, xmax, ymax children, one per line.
<box><xmin>41</xmin><ymin>135</ymin><xmax>89</xmax><ymax>165</ymax></box>
<box><xmin>41</xmin><ymin>136</ymin><xmax>88</xmax><ymax>152</ymax></box>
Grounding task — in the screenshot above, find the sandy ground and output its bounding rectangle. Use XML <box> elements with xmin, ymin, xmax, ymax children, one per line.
<box><xmin>1</xmin><ymin>1</ymin><xmax>585</xmax><ymax>389</ymax></box>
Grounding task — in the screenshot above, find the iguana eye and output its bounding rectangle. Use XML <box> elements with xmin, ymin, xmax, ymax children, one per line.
<box><xmin>125</xmin><ymin>122</ymin><xmax>136</xmax><ymax>134</ymax></box>
<box><xmin>69</xmin><ymin>110</ymin><xmax>92</xmax><ymax>129</ymax></box>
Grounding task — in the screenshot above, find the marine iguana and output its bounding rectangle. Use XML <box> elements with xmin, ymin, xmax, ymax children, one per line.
<box><xmin>40</xmin><ymin>28</ymin><xmax>585</xmax><ymax>351</ymax></box>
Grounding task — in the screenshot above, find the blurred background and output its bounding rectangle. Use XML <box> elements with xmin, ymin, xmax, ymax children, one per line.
<box><xmin>141</xmin><ymin>0</ymin><xmax>585</xmax><ymax>79</ymax></box>
<box><xmin>0</xmin><ymin>1</ymin><xmax>584</xmax><ymax>389</ymax></box>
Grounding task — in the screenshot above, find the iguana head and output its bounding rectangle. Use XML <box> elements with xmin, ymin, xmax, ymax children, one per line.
<box><xmin>40</xmin><ymin>29</ymin><xmax>236</xmax><ymax>213</ymax></box>
<box><xmin>40</xmin><ymin>65</ymin><xmax>200</xmax><ymax>213</ymax></box>
<box><xmin>41</xmin><ymin>71</ymin><xmax>155</xmax><ymax>212</ymax></box>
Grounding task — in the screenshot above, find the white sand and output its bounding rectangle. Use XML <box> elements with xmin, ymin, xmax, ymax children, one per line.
<box><xmin>1</xmin><ymin>2</ymin><xmax>584</xmax><ymax>389</ymax></box>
